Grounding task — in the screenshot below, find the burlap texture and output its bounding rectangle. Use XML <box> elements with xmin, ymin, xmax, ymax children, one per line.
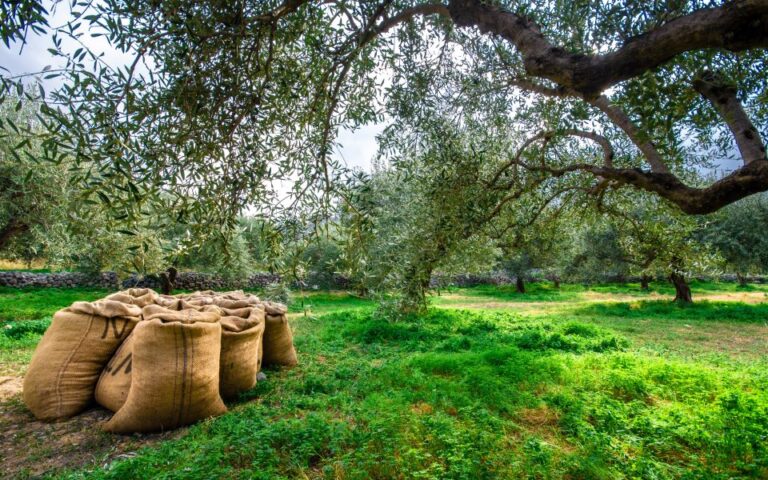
<box><xmin>155</xmin><ymin>294</ymin><xmax>182</xmax><ymax>310</ymax></box>
<box><xmin>93</xmin><ymin>331</ymin><xmax>135</xmax><ymax>412</ymax></box>
<box><xmin>23</xmin><ymin>300</ymin><xmax>141</xmax><ymax>421</ymax></box>
<box><xmin>261</xmin><ymin>307</ymin><xmax>298</xmax><ymax>367</ymax></box>
<box><xmin>219</xmin><ymin>305</ymin><xmax>266</xmax><ymax>398</ymax></box>
<box><xmin>103</xmin><ymin>306</ymin><xmax>226</xmax><ymax>433</ymax></box>
<box><xmin>106</xmin><ymin>288</ymin><xmax>158</xmax><ymax>307</ymax></box>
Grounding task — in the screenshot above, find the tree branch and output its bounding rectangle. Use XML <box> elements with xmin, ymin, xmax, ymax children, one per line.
<box><xmin>448</xmin><ymin>0</ymin><xmax>768</xmax><ymax>97</ymax></box>
<box><xmin>488</xmin><ymin>131</ymin><xmax>549</xmax><ymax>187</ymax></box>
<box><xmin>373</xmin><ymin>3</ymin><xmax>450</xmax><ymax>35</ymax></box>
<box><xmin>518</xmin><ymin>158</ymin><xmax>768</xmax><ymax>215</ymax></box>
<box><xmin>560</xmin><ymin>129</ymin><xmax>614</xmax><ymax>168</ymax></box>
<box><xmin>505</xmin><ymin>78</ymin><xmax>570</xmax><ymax>98</ymax></box>
<box><xmin>252</xmin><ymin>0</ymin><xmax>313</xmax><ymax>23</ymax></box>
<box><xmin>503</xmin><ymin>78</ymin><xmax>668</xmax><ymax>174</ymax></box>
<box><xmin>589</xmin><ymin>96</ymin><xmax>669</xmax><ymax>173</ymax></box>
<box><xmin>489</xmin><ymin>128</ymin><xmax>614</xmax><ymax>189</ymax></box>
<box><xmin>693</xmin><ymin>70</ymin><xmax>768</xmax><ymax>165</ymax></box>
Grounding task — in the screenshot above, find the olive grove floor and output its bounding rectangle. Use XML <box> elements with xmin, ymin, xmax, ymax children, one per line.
<box><xmin>1</xmin><ymin>282</ymin><xmax>767</xmax><ymax>479</ymax></box>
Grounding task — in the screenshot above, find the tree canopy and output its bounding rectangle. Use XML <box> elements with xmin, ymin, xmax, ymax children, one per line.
<box><xmin>1</xmin><ymin>0</ymin><xmax>766</xmax><ymax>233</ymax></box>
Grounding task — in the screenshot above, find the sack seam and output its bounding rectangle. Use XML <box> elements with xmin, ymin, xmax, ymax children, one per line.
<box><xmin>55</xmin><ymin>313</ymin><xmax>95</xmax><ymax>417</ymax></box>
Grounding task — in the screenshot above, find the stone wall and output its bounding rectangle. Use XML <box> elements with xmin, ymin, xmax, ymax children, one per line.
<box><xmin>0</xmin><ymin>271</ymin><xmax>281</xmax><ymax>290</ymax></box>
<box><xmin>1</xmin><ymin>270</ymin><xmax>765</xmax><ymax>290</ymax></box>
<box><xmin>0</xmin><ymin>271</ymin><xmax>119</xmax><ymax>288</ymax></box>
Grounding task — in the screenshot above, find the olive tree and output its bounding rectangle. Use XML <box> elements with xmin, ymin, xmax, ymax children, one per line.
<box><xmin>495</xmin><ymin>198</ymin><xmax>577</xmax><ymax>292</ymax></box>
<box><xmin>0</xmin><ymin>96</ymin><xmax>68</xmax><ymax>257</ymax></box>
<box><xmin>700</xmin><ymin>194</ymin><xmax>768</xmax><ymax>285</ymax></box>
<box><xmin>565</xmin><ymin>224</ymin><xmax>632</xmax><ymax>285</ymax></box>
<box><xmin>602</xmin><ymin>191</ymin><xmax>721</xmax><ymax>303</ymax></box>
<box><xmin>2</xmin><ymin>0</ymin><xmax>766</xmax><ymax>231</ymax></box>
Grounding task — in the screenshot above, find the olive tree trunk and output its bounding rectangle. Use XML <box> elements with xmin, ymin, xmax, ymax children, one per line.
<box><xmin>159</xmin><ymin>267</ymin><xmax>178</xmax><ymax>295</ymax></box>
<box><xmin>516</xmin><ymin>276</ymin><xmax>526</xmax><ymax>294</ymax></box>
<box><xmin>640</xmin><ymin>275</ymin><xmax>651</xmax><ymax>291</ymax></box>
<box><xmin>669</xmin><ymin>272</ymin><xmax>692</xmax><ymax>303</ymax></box>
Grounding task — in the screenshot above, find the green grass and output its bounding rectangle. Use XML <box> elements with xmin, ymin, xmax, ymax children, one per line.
<box><xmin>62</xmin><ymin>308</ymin><xmax>767</xmax><ymax>479</ymax></box>
<box><xmin>0</xmin><ymin>287</ymin><xmax>109</xmax><ymax>322</ymax></box>
<box><xmin>575</xmin><ymin>300</ymin><xmax>768</xmax><ymax>323</ymax></box>
<box><xmin>440</xmin><ymin>281</ymin><xmax>768</xmax><ymax>304</ymax></box>
<box><xmin>286</xmin><ymin>292</ymin><xmax>375</xmax><ymax>315</ymax></box>
<box><xmin>438</xmin><ymin>282</ymin><xmax>585</xmax><ymax>302</ymax></box>
<box><xmin>1</xmin><ymin>283</ymin><xmax>767</xmax><ymax>479</ymax></box>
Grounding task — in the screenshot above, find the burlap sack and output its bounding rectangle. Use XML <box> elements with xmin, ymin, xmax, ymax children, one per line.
<box><xmin>179</xmin><ymin>299</ymin><xmax>222</xmax><ymax>312</ymax></box>
<box><xmin>179</xmin><ymin>290</ymin><xmax>216</xmax><ymax>300</ymax></box>
<box><xmin>264</xmin><ymin>301</ymin><xmax>288</xmax><ymax>316</ymax></box>
<box><xmin>155</xmin><ymin>294</ymin><xmax>181</xmax><ymax>310</ymax></box>
<box><xmin>212</xmin><ymin>297</ymin><xmax>257</xmax><ymax>309</ymax></box>
<box><xmin>106</xmin><ymin>288</ymin><xmax>158</xmax><ymax>307</ymax></box>
<box><xmin>103</xmin><ymin>305</ymin><xmax>226</xmax><ymax>433</ymax></box>
<box><xmin>219</xmin><ymin>306</ymin><xmax>266</xmax><ymax>398</ymax></box>
<box><xmin>23</xmin><ymin>300</ymin><xmax>142</xmax><ymax>421</ymax></box>
<box><xmin>219</xmin><ymin>290</ymin><xmax>246</xmax><ymax>299</ymax></box>
<box><xmin>94</xmin><ymin>331</ymin><xmax>135</xmax><ymax>412</ymax></box>
<box><xmin>261</xmin><ymin>302</ymin><xmax>297</xmax><ymax>367</ymax></box>
<box><xmin>181</xmin><ymin>296</ymin><xmax>216</xmax><ymax>308</ymax></box>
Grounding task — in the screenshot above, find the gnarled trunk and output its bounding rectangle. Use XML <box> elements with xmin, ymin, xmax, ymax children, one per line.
<box><xmin>401</xmin><ymin>251</ymin><xmax>442</xmax><ymax>314</ymax></box>
<box><xmin>159</xmin><ymin>267</ymin><xmax>178</xmax><ymax>295</ymax></box>
<box><xmin>736</xmin><ymin>272</ymin><xmax>748</xmax><ymax>287</ymax></box>
<box><xmin>516</xmin><ymin>276</ymin><xmax>525</xmax><ymax>294</ymax></box>
<box><xmin>669</xmin><ymin>272</ymin><xmax>692</xmax><ymax>303</ymax></box>
<box><xmin>640</xmin><ymin>275</ymin><xmax>650</xmax><ymax>291</ymax></box>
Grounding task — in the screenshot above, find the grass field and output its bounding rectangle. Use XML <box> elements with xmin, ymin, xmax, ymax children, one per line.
<box><xmin>1</xmin><ymin>282</ymin><xmax>767</xmax><ymax>479</ymax></box>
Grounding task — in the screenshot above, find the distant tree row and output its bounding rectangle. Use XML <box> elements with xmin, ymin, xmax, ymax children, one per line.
<box><xmin>3</xmin><ymin>100</ymin><xmax>768</xmax><ymax>306</ymax></box>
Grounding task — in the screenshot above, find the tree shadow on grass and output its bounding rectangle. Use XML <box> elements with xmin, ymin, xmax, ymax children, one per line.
<box><xmin>573</xmin><ymin>300</ymin><xmax>768</xmax><ymax>323</ymax></box>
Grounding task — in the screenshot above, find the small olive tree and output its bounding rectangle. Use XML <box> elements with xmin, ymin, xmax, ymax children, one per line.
<box><xmin>700</xmin><ymin>194</ymin><xmax>768</xmax><ymax>285</ymax></box>
<box><xmin>604</xmin><ymin>192</ymin><xmax>721</xmax><ymax>303</ymax></box>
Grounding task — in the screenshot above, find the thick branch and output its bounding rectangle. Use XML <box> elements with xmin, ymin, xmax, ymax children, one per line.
<box><xmin>590</xmin><ymin>96</ymin><xmax>669</xmax><ymax>173</ymax></box>
<box><xmin>449</xmin><ymin>0</ymin><xmax>768</xmax><ymax>97</ymax></box>
<box><xmin>525</xmin><ymin>158</ymin><xmax>768</xmax><ymax>214</ymax></box>
<box><xmin>694</xmin><ymin>71</ymin><xmax>768</xmax><ymax>165</ymax></box>
<box><xmin>374</xmin><ymin>3</ymin><xmax>450</xmax><ymax>35</ymax></box>
<box><xmin>503</xmin><ymin>79</ymin><xmax>668</xmax><ymax>173</ymax></box>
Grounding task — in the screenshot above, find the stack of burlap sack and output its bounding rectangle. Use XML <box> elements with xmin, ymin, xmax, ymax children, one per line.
<box><xmin>22</xmin><ymin>288</ymin><xmax>297</xmax><ymax>433</ymax></box>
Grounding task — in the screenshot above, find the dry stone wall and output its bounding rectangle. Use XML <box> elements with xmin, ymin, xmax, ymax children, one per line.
<box><xmin>0</xmin><ymin>271</ymin><xmax>281</xmax><ymax>290</ymax></box>
<box><xmin>0</xmin><ymin>270</ymin><xmax>764</xmax><ymax>290</ymax></box>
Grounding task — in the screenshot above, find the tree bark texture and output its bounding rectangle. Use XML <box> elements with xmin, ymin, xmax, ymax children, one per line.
<box><xmin>669</xmin><ymin>272</ymin><xmax>693</xmax><ymax>303</ymax></box>
<box><xmin>516</xmin><ymin>276</ymin><xmax>526</xmax><ymax>294</ymax></box>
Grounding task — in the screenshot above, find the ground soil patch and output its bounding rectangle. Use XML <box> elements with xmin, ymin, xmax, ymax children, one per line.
<box><xmin>0</xmin><ymin>393</ymin><xmax>184</xmax><ymax>478</ymax></box>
